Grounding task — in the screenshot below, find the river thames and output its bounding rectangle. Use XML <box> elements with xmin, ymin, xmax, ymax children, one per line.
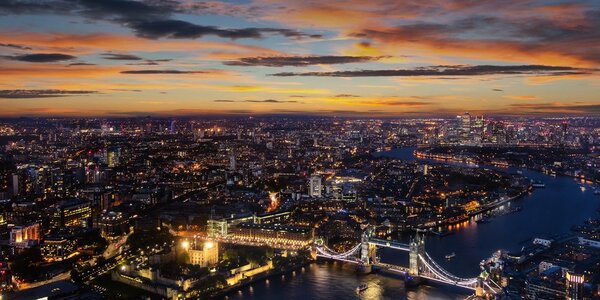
<box><xmin>222</xmin><ymin>147</ymin><xmax>600</xmax><ymax>300</ymax></box>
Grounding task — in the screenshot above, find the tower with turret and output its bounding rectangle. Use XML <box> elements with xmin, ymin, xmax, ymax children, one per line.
<box><xmin>409</xmin><ymin>233</ymin><xmax>425</xmax><ymax>276</ymax></box>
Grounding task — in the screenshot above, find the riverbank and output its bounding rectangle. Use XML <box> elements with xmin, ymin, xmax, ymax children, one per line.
<box><xmin>401</xmin><ymin>149</ymin><xmax>532</xmax><ymax>230</ymax></box>
<box><xmin>226</xmin><ymin>148</ymin><xmax>600</xmax><ymax>299</ymax></box>
<box><xmin>414</xmin><ymin>148</ymin><xmax>600</xmax><ymax>185</ymax></box>
<box><xmin>415</xmin><ymin>186</ymin><xmax>530</xmax><ymax>231</ymax></box>
<box><xmin>210</xmin><ymin>262</ymin><xmax>310</xmax><ymax>299</ymax></box>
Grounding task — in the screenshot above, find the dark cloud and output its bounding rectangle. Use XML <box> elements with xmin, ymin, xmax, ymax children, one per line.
<box><xmin>492</xmin><ymin>89</ymin><xmax>504</xmax><ymax>92</ymax></box>
<box><xmin>68</xmin><ymin>62</ymin><xmax>96</xmax><ymax>66</ymax></box>
<box><xmin>75</xmin><ymin>0</ymin><xmax>177</xmax><ymax>20</ymax></box>
<box><xmin>4</xmin><ymin>53</ymin><xmax>76</xmax><ymax>63</ymax></box>
<box><xmin>369</xmin><ymin>101</ymin><xmax>432</xmax><ymax>107</ymax></box>
<box><xmin>509</xmin><ymin>103</ymin><xmax>600</xmax><ymax>113</ymax></box>
<box><xmin>224</xmin><ymin>56</ymin><xmax>380</xmax><ymax>67</ymax></box>
<box><xmin>271</xmin><ymin>65</ymin><xmax>593</xmax><ymax>77</ymax></box>
<box><xmin>129</xmin><ymin>19</ymin><xmax>321</xmax><ymax>40</ymax></box>
<box><xmin>0</xmin><ymin>0</ymin><xmax>71</xmax><ymax>15</ymax></box>
<box><xmin>0</xmin><ymin>1</ymin><xmax>321</xmax><ymax>42</ymax></box>
<box><xmin>101</xmin><ymin>53</ymin><xmax>143</xmax><ymax>60</ymax></box>
<box><xmin>351</xmin><ymin>10</ymin><xmax>600</xmax><ymax>64</ymax></box>
<box><xmin>214</xmin><ymin>99</ymin><xmax>300</xmax><ymax>104</ymax></box>
<box><xmin>120</xmin><ymin>70</ymin><xmax>207</xmax><ymax>74</ymax></box>
<box><xmin>334</xmin><ymin>94</ymin><xmax>361</xmax><ymax>98</ymax></box>
<box><xmin>0</xmin><ymin>42</ymin><xmax>31</xmax><ymax>50</ymax></box>
<box><xmin>255</xmin><ymin>28</ymin><xmax>322</xmax><ymax>40</ymax></box>
<box><xmin>245</xmin><ymin>99</ymin><xmax>299</xmax><ymax>103</ymax></box>
<box><xmin>110</xmin><ymin>88</ymin><xmax>142</xmax><ymax>92</ymax></box>
<box><xmin>0</xmin><ymin>89</ymin><xmax>97</xmax><ymax>98</ymax></box>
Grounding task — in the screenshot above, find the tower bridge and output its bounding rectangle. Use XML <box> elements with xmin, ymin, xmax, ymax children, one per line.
<box><xmin>315</xmin><ymin>229</ymin><xmax>501</xmax><ymax>296</ymax></box>
<box><xmin>198</xmin><ymin>226</ymin><xmax>501</xmax><ymax>296</ymax></box>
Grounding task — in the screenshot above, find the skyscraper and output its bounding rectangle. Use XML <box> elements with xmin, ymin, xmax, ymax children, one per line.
<box><xmin>170</xmin><ymin>120</ymin><xmax>176</xmax><ymax>134</ymax></box>
<box><xmin>473</xmin><ymin>115</ymin><xmax>484</xmax><ymax>142</ymax></box>
<box><xmin>309</xmin><ymin>175</ymin><xmax>322</xmax><ymax>198</ymax></box>
<box><xmin>229</xmin><ymin>153</ymin><xmax>236</xmax><ymax>171</ymax></box>
<box><xmin>460</xmin><ymin>112</ymin><xmax>472</xmax><ymax>141</ymax></box>
<box><xmin>11</xmin><ymin>174</ymin><xmax>19</xmax><ymax>197</ymax></box>
<box><xmin>566</xmin><ymin>271</ymin><xmax>584</xmax><ymax>300</ymax></box>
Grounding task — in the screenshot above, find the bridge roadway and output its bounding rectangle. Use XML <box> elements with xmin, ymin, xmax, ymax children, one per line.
<box><xmin>314</xmin><ymin>236</ymin><xmax>485</xmax><ymax>292</ymax></box>
<box><xmin>368</xmin><ymin>238</ymin><xmax>410</xmax><ymax>251</ymax></box>
<box><xmin>174</xmin><ymin>230</ymin><xmax>493</xmax><ymax>294</ymax></box>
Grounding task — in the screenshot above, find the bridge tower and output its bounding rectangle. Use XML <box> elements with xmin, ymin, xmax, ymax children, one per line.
<box><xmin>360</xmin><ymin>229</ymin><xmax>377</xmax><ymax>263</ymax></box>
<box><xmin>409</xmin><ymin>233</ymin><xmax>425</xmax><ymax>276</ymax></box>
<box><xmin>358</xmin><ymin>228</ymin><xmax>376</xmax><ymax>273</ymax></box>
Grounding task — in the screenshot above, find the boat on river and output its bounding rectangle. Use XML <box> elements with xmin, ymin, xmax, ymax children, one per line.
<box><xmin>532</xmin><ymin>180</ymin><xmax>546</xmax><ymax>188</ymax></box>
<box><xmin>356</xmin><ymin>283</ymin><xmax>368</xmax><ymax>293</ymax></box>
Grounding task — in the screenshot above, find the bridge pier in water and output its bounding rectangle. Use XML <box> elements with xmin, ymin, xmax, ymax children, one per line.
<box><xmin>358</xmin><ymin>228</ymin><xmax>377</xmax><ymax>273</ymax></box>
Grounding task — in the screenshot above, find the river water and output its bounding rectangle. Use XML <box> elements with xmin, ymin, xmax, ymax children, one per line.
<box><xmin>224</xmin><ymin>147</ymin><xmax>600</xmax><ymax>300</ymax></box>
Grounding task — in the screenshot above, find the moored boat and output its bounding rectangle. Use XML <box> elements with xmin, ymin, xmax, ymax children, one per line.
<box><xmin>356</xmin><ymin>283</ymin><xmax>368</xmax><ymax>293</ymax></box>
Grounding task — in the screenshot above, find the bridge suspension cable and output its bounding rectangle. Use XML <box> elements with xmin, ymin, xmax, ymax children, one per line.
<box><xmin>418</xmin><ymin>253</ymin><xmax>478</xmax><ymax>285</ymax></box>
<box><xmin>315</xmin><ymin>243</ymin><xmax>362</xmax><ymax>259</ymax></box>
<box><xmin>314</xmin><ymin>237</ymin><xmax>482</xmax><ymax>290</ymax></box>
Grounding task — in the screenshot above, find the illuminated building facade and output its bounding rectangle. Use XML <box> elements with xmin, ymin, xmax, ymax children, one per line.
<box><xmin>51</xmin><ymin>199</ymin><xmax>92</xmax><ymax>229</ymax></box>
<box><xmin>99</xmin><ymin>211</ymin><xmax>129</xmax><ymax>238</ymax></box>
<box><xmin>230</xmin><ymin>223</ymin><xmax>314</xmax><ymax>247</ymax></box>
<box><xmin>309</xmin><ymin>175</ymin><xmax>322</xmax><ymax>198</ymax></box>
<box><xmin>10</xmin><ymin>223</ymin><xmax>40</xmax><ymax>248</ymax></box>
<box><xmin>188</xmin><ymin>241</ymin><xmax>219</xmax><ymax>267</ymax></box>
<box><xmin>566</xmin><ymin>271</ymin><xmax>584</xmax><ymax>300</ymax></box>
<box><xmin>207</xmin><ymin>211</ymin><xmax>293</xmax><ymax>237</ymax></box>
<box><xmin>41</xmin><ymin>235</ymin><xmax>77</xmax><ymax>261</ymax></box>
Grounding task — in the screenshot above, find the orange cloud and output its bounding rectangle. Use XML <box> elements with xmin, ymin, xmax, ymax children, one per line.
<box><xmin>503</xmin><ymin>95</ymin><xmax>539</xmax><ymax>100</ymax></box>
<box><xmin>0</xmin><ymin>31</ymin><xmax>282</xmax><ymax>56</ymax></box>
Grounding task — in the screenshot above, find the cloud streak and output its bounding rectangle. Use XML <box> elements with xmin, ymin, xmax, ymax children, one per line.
<box><xmin>509</xmin><ymin>103</ymin><xmax>600</xmax><ymax>113</ymax></box>
<box><xmin>0</xmin><ymin>89</ymin><xmax>97</xmax><ymax>98</ymax></box>
<box><xmin>3</xmin><ymin>53</ymin><xmax>76</xmax><ymax>62</ymax></box>
<box><xmin>214</xmin><ymin>99</ymin><xmax>301</xmax><ymax>104</ymax></box>
<box><xmin>0</xmin><ymin>42</ymin><xmax>31</xmax><ymax>50</ymax></box>
<box><xmin>120</xmin><ymin>69</ymin><xmax>207</xmax><ymax>74</ymax></box>
<box><xmin>130</xmin><ymin>19</ymin><xmax>322</xmax><ymax>40</ymax></box>
<box><xmin>224</xmin><ymin>55</ymin><xmax>382</xmax><ymax>67</ymax></box>
<box><xmin>101</xmin><ymin>53</ymin><xmax>143</xmax><ymax>60</ymax></box>
<box><xmin>271</xmin><ymin>65</ymin><xmax>594</xmax><ymax>77</ymax></box>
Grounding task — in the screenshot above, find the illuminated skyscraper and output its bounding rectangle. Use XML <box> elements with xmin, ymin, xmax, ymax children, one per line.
<box><xmin>170</xmin><ymin>120</ymin><xmax>176</xmax><ymax>134</ymax></box>
<box><xmin>566</xmin><ymin>271</ymin><xmax>584</xmax><ymax>300</ymax></box>
<box><xmin>309</xmin><ymin>175</ymin><xmax>322</xmax><ymax>198</ymax></box>
<box><xmin>473</xmin><ymin>115</ymin><xmax>484</xmax><ymax>142</ymax></box>
<box><xmin>460</xmin><ymin>112</ymin><xmax>472</xmax><ymax>141</ymax></box>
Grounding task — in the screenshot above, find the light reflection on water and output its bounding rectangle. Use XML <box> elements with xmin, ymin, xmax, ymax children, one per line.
<box><xmin>220</xmin><ymin>263</ymin><xmax>469</xmax><ymax>300</ymax></box>
<box><xmin>223</xmin><ymin>147</ymin><xmax>600</xmax><ymax>300</ymax></box>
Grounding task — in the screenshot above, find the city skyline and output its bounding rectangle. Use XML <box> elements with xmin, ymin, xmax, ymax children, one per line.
<box><xmin>1</xmin><ymin>0</ymin><xmax>600</xmax><ymax>117</ymax></box>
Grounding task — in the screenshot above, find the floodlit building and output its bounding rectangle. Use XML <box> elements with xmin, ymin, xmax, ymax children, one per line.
<box><xmin>10</xmin><ymin>223</ymin><xmax>40</xmax><ymax>248</ymax></box>
<box><xmin>187</xmin><ymin>240</ymin><xmax>219</xmax><ymax>267</ymax></box>
<box><xmin>50</xmin><ymin>199</ymin><xmax>92</xmax><ymax>229</ymax></box>
<box><xmin>566</xmin><ymin>271</ymin><xmax>584</xmax><ymax>300</ymax></box>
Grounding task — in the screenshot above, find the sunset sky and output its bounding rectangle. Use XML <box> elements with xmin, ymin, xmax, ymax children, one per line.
<box><xmin>1</xmin><ymin>0</ymin><xmax>599</xmax><ymax>117</ymax></box>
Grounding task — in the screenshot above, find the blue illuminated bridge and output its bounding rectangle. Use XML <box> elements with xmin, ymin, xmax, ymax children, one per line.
<box><xmin>314</xmin><ymin>229</ymin><xmax>502</xmax><ymax>296</ymax></box>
